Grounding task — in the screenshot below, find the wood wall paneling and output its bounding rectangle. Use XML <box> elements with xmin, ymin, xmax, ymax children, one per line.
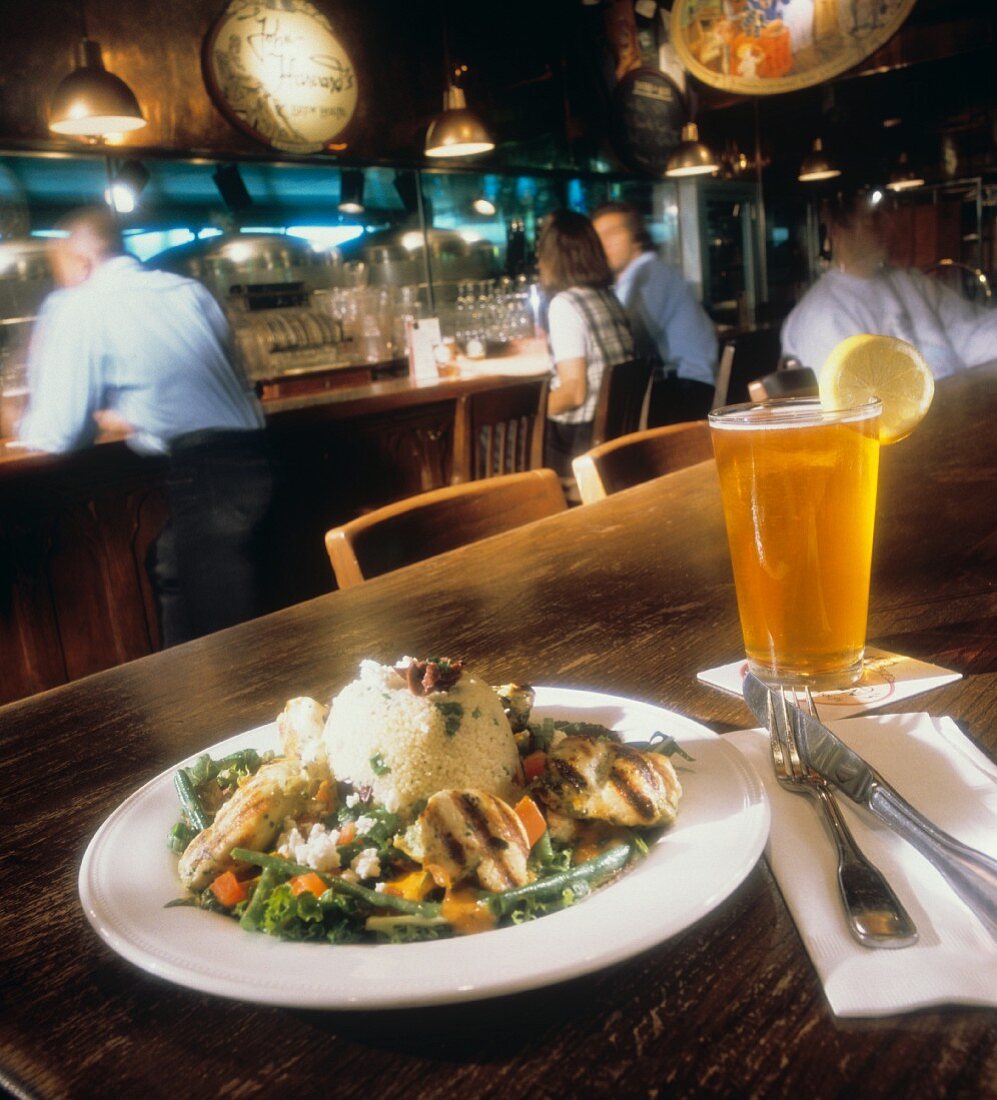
<box><xmin>0</xmin><ymin>387</ymin><xmax>469</xmax><ymax>705</ymax></box>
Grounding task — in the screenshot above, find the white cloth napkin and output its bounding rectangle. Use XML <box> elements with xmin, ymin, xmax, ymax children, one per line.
<box><xmin>726</xmin><ymin>713</ymin><xmax>997</xmax><ymax>1017</ymax></box>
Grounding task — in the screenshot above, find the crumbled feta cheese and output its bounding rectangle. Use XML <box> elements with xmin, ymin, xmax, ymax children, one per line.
<box><xmin>345</xmin><ymin>793</ymin><xmax>361</xmax><ymax>808</ymax></box>
<box><xmin>351</xmin><ymin>848</ymin><xmax>381</xmax><ymax>880</ymax></box>
<box><xmin>340</xmin><ymin>869</ymin><xmax>359</xmax><ymax>884</ymax></box>
<box><xmin>276</xmin><ymin>822</ymin><xmax>342</xmax><ymax>873</ymax></box>
<box><xmin>354</xmin><ymin>814</ymin><xmax>377</xmax><ymax>836</ymax></box>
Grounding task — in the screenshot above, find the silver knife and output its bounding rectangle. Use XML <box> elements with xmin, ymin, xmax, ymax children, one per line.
<box><xmin>743</xmin><ymin>673</ymin><xmax>997</xmax><ymax>938</ymax></box>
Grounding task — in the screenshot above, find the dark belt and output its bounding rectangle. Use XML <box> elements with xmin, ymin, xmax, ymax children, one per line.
<box><xmin>168</xmin><ymin>427</ymin><xmax>266</xmax><ymax>457</ymax></box>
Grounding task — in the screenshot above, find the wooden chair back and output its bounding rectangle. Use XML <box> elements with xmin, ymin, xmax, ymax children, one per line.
<box><xmin>712</xmin><ymin>328</ymin><xmax>783</xmax><ymax>408</ymax></box>
<box><xmin>325</xmin><ymin>468</ymin><xmax>567</xmax><ymax>588</ymax></box>
<box><xmin>590</xmin><ymin>358</ymin><xmax>654</xmax><ymax>447</ymax></box>
<box><xmin>452</xmin><ymin>376</ymin><xmax>548</xmax><ymax>483</ymax></box>
<box><xmin>747</xmin><ymin>366</ymin><xmax>819</xmax><ymax>402</ymax></box>
<box><xmin>572</xmin><ymin>420</ymin><xmax>714</xmax><ymax>504</ymax></box>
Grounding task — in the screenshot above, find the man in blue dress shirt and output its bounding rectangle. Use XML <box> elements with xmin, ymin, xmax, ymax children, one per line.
<box><xmin>594</xmin><ymin>202</ymin><xmax>718</xmax><ymax>424</ymax></box>
<box><xmin>20</xmin><ymin>205</ymin><xmax>274</xmax><ymax>647</ymax></box>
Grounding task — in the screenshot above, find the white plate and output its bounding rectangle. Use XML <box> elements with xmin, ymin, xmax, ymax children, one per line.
<box><xmin>79</xmin><ymin>687</ymin><xmax>770</xmax><ymax>1009</ymax></box>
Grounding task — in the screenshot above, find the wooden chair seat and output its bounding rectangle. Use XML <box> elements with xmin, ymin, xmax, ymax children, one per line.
<box><xmin>452</xmin><ymin>376</ymin><xmax>548</xmax><ymax>483</ymax></box>
<box><xmin>325</xmin><ymin>468</ymin><xmax>567</xmax><ymax>588</ymax></box>
<box><xmin>572</xmin><ymin>420</ymin><xmax>713</xmax><ymax>505</ymax></box>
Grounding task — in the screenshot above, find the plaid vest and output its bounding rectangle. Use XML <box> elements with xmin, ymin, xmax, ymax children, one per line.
<box><xmin>549</xmin><ymin>286</ymin><xmax>635</xmax><ymax>424</ymax></box>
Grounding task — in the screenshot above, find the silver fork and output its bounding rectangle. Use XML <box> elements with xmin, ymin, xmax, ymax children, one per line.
<box><xmin>768</xmin><ymin>686</ymin><xmax>918</xmax><ymax>948</ymax></box>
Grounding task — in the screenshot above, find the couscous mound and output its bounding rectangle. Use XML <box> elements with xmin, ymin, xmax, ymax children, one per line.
<box><xmin>323</xmin><ymin>658</ymin><xmax>523</xmax><ymax>817</ymax></box>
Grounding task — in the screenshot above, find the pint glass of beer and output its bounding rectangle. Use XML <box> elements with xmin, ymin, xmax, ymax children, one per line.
<box><xmin>709</xmin><ymin>397</ymin><xmax>883</xmax><ymax>688</ymax></box>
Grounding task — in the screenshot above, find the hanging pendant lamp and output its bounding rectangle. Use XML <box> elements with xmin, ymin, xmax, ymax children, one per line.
<box><xmin>50</xmin><ymin>16</ymin><xmax>145</xmax><ymax>139</ymax></box>
<box><xmin>338</xmin><ymin>169</ymin><xmax>366</xmax><ymax>214</ymax></box>
<box><xmin>425</xmin><ymin>82</ymin><xmax>494</xmax><ymax>158</ymax></box>
<box><xmin>424</xmin><ymin>2</ymin><xmax>493</xmax><ymax>159</ymax></box>
<box><xmin>886</xmin><ymin>151</ymin><xmax>924</xmax><ymax>192</ymax></box>
<box><xmin>798</xmin><ymin>137</ymin><xmax>840</xmax><ymax>182</ymax></box>
<box><xmin>665</xmin><ymin>123</ymin><xmax>718</xmax><ymax>178</ymax></box>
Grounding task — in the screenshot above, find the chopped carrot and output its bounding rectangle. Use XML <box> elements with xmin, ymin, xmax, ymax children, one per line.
<box><xmin>513</xmin><ymin>794</ymin><xmax>547</xmax><ymax>848</ymax></box>
<box><xmin>289</xmin><ymin>872</ymin><xmax>329</xmax><ymax>898</ymax></box>
<box><xmin>572</xmin><ymin>822</ymin><xmax>631</xmax><ymax>864</ymax></box>
<box><xmin>338</xmin><ymin>820</ymin><xmax>357</xmax><ymax>845</ymax></box>
<box><xmin>382</xmin><ymin>870</ymin><xmax>436</xmax><ymax>902</ymax></box>
<box><xmin>314</xmin><ymin>778</ymin><xmax>335</xmax><ymax>809</ymax></box>
<box><xmin>442</xmin><ymin>886</ymin><xmax>497</xmax><ymax>936</ymax></box>
<box><xmin>522</xmin><ymin>750</ymin><xmax>547</xmax><ymax>781</ymax></box>
<box><xmin>208</xmin><ymin>870</ymin><xmax>249</xmax><ymax>908</ymax></box>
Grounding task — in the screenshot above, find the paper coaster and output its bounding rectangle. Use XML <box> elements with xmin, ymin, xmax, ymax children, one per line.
<box><xmin>697</xmin><ymin>647</ymin><xmax>962</xmax><ymax>719</ymax></box>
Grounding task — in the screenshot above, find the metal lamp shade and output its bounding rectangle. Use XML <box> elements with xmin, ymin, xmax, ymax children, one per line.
<box><xmin>49</xmin><ymin>39</ymin><xmax>146</xmax><ymax>136</ymax></box>
<box><xmin>798</xmin><ymin>137</ymin><xmax>841</xmax><ymax>182</ymax></box>
<box><xmin>338</xmin><ymin>169</ymin><xmax>365</xmax><ymax>214</ymax></box>
<box><xmin>886</xmin><ymin>152</ymin><xmax>924</xmax><ymax>192</ymax></box>
<box><xmin>425</xmin><ymin>86</ymin><xmax>494</xmax><ymax>158</ymax></box>
<box><xmin>665</xmin><ymin>123</ymin><xmax>718</xmax><ymax>178</ymax></box>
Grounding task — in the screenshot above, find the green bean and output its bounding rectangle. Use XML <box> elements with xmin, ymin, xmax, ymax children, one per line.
<box><xmin>239</xmin><ymin>866</ymin><xmax>278</xmax><ymax>931</ymax></box>
<box><xmin>487</xmin><ymin>842</ymin><xmax>633</xmax><ymax>918</ymax></box>
<box><xmin>532</xmin><ymin>829</ymin><xmax>555</xmax><ymax>866</ymax></box>
<box><xmin>230</xmin><ymin>848</ymin><xmax>443</xmax><ymax>918</ymax></box>
<box><xmin>174</xmin><ymin>770</ymin><xmax>210</xmax><ymax>832</ymax></box>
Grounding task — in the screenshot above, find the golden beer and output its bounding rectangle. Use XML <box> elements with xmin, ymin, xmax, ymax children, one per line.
<box><xmin>709</xmin><ymin>398</ymin><xmax>882</xmax><ymax>687</ymax></box>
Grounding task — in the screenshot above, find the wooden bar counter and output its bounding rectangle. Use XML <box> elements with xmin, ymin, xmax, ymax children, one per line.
<box><xmin>1</xmin><ymin>365</ymin><xmax>994</xmax><ymax>1099</ymax></box>
<box><xmin>0</xmin><ymin>368</ymin><xmax>547</xmax><ymax>705</ymax></box>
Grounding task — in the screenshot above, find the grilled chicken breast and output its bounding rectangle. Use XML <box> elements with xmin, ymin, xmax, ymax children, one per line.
<box><xmin>417</xmin><ymin>789</ymin><xmax>531</xmax><ymax>892</ymax></box>
<box><xmin>178</xmin><ymin>760</ymin><xmax>314</xmax><ymax>891</ymax></box>
<box><xmin>539</xmin><ymin>734</ymin><xmax>682</xmax><ymax>828</ymax></box>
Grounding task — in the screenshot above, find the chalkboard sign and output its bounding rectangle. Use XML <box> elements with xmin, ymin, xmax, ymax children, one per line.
<box><xmin>611</xmin><ymin>68</ymin><xmax>686</xmax><ymax>177</ymax></box>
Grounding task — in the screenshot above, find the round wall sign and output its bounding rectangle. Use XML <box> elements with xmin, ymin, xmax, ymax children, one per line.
<box><xmin>670</xmin><ymin>0</ymin><xmax>917</xmax><ymax>96</ymax></box>
<box><xmin>203</xmin><ymin>0</ymin><xmax>358</xmax><ymax>153</ymax></box>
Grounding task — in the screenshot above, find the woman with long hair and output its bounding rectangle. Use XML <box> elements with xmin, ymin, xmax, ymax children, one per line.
<box><xmin>537</xmin><ymin>209</ymin><xmax>636</xmax><ymax>480</ymax></box>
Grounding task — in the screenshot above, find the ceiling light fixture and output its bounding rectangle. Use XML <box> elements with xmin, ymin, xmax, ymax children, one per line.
<box><xmin>424</xmin><ymin>2</ymin><xmax>493</xmax><ymax>159</ymax></box>
<box><xmin>665</xmin><ymin>123</ymin><xmax>718</xmax><ymax>178</ymax></box>
<box><xmin>49</xmin><ymin>5</ymin><xmax>145</xmax><ymax>138</ymax></box>
<box><xmin>798</xmin><ymin>137</ymin><xmax>841</xmax><ymax>182</ymax></box>
<box><xmin>338</xmin><ymin>169</ymin><xmax>365</xmax><ymax>214</ymax></box>
<box><xmin>425</xmin><ymin>68</ymin><xmax>494</xmax><ymax>158</ymax></box>
<box><xmin>886</xmin><ymin>151</ymin><xmax>925</xmax><ymax>192</ymax></box>
<box><xmin>104</xmin><ymin>159</ymin><xmax>149</xmax><ymax>214</ymax></box>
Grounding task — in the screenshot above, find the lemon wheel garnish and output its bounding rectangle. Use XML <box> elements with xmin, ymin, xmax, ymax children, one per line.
<box><xmin>819</xmin><ymin>334</ymin><xmax>935</xmax><ymax>444</ymax></box>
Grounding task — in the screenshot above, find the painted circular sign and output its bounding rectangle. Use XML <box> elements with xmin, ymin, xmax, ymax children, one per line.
<box><xmin>203</xmin><ymin>0</ymin><xmax>358</xmax><ymax>153</ymax></box>
<box><xmin>670</xmin><ymin>0</ymin><xmax>917</xmax><ymax>96</ymax></box>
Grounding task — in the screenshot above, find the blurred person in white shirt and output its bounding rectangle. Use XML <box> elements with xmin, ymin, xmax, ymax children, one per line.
<box><xmin>781</xmin><ymin>186</ymin><xmax>996</xmax><ymax>378</ymax></box>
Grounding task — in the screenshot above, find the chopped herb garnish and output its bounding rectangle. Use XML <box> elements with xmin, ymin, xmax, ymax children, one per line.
<box><xmin>435</xmin><ymin>700</ymin><xmax>464</xmax><ymax>737</ymax></box>
<box><xmin>370</xmin><ymin>753</ymin><xmax>391</xmax><ymax>775</ymax></box>
<box><xmin>645</xmin><ymin>733</ymin><xmax>695</xmax><ymax>761</ymax></box>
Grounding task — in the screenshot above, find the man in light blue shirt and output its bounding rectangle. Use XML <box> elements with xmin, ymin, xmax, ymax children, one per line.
<box><xmin>20</xmin><ymin>206</ymin><xmax>273</xmax><ymax>646</ymax></box>
<box><xmin>594</xmin><ymin>202</ymin><xmax>718</xmax><ymax>422</ymax></box>
<box><xmin>21</xmin><ymin>221</ymin><xmax>263</xmax><ymax>453</ymax></box>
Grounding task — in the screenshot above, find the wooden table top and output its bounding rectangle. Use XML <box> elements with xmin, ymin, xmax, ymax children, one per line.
<box><xmin>2</xmin><ymin>364</ymin><xmax>995</xmax><ymax>1099</ymax></box>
